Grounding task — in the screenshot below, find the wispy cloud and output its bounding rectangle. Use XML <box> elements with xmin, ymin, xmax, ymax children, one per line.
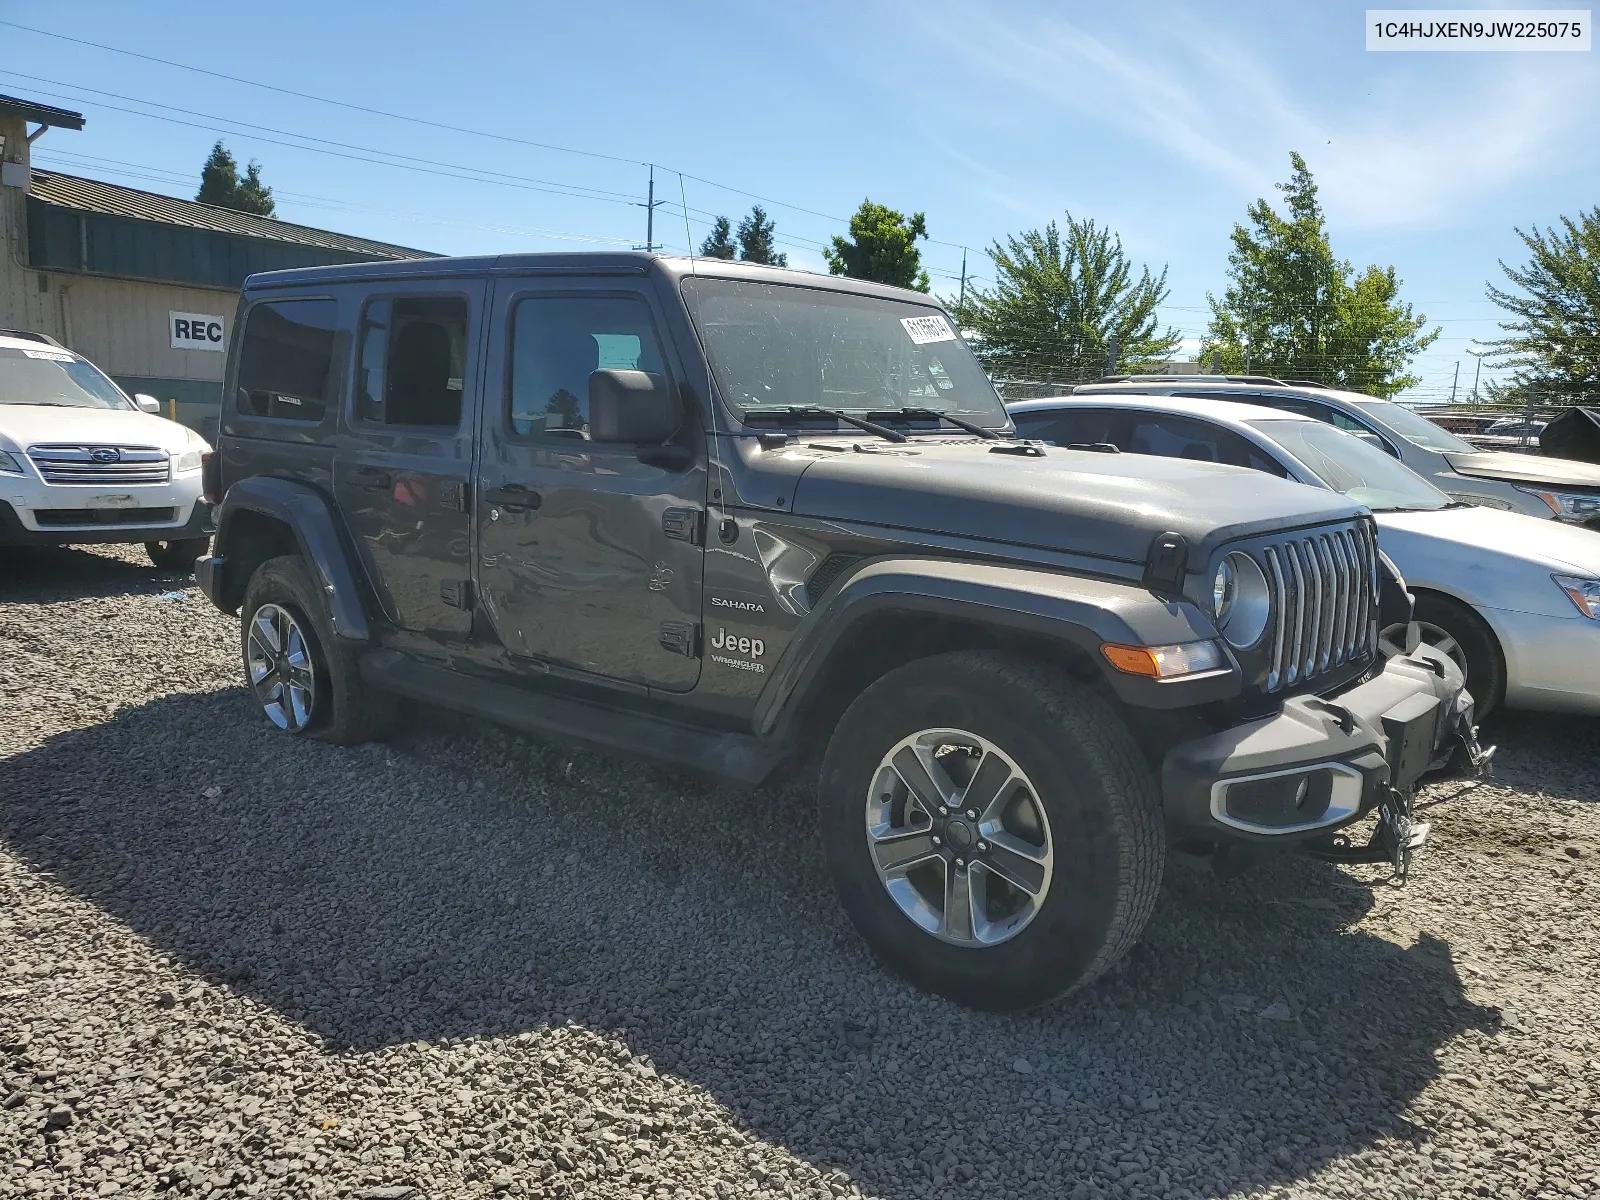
<box><xmin>904</xmin><ymin>1</ymin><xmax>1598</xmax><ymax>230</ymax></box>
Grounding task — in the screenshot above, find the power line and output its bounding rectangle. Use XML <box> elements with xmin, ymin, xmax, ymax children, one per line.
<box><xmin>0</xmin><ymin>21</ymin><xmax>979</xmax><ymax>257</ymax></box>
<box><xmin>29</xmin><ymin>148</ymin><xmax>639</xmax><ymax>248</ymax></box>
<box><xmin>2</xmin><ymin>72</ymin><xmax>644</xmax><ymax>207</ymax></box>
<box><xmin>0</xmin><ymin>19</ymin><xmax>644</xmax><ymax>168</ymax></box>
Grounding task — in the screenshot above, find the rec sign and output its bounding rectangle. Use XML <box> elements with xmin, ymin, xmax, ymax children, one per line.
<box><xmin>169</xmin><ymin>311</ymin><xmax>226</xmax><ymax>352</ymax></box>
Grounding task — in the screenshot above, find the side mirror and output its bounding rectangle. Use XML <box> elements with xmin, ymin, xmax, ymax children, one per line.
<box><xmin>134</xmin><ymin>393</ymin><xmax>162</xmax><ymax>414</ymax></box>
<box><xmin>588</xmin><ymin>369</ymin><xmax>680</xmax><ymax>444</ymax></box>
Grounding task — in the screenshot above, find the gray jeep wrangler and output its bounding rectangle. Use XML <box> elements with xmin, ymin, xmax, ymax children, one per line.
<box><xmin>197</xmin><ymin>253</ymin><xmax>1483</xmax><ymax>1009</ymax></box>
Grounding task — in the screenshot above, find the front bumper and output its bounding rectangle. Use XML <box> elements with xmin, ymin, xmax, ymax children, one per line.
<box><xmin>1162</xmin><ymin>645</ymin><xmax>1473</xmax><ymax>845</ymax></box>
<box><xmin>1489</xmin><ymin>604</ymin><xmax>1600</xmax><ymax>716</ymax></box>
<box><xmin>0</xmin><ymin>495</ymin><xmax>213</xmax><ymax>547</ymax></box>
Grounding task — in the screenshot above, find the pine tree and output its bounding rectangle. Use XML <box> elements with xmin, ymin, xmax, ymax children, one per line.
<box><xmin>1200</xmin><ymin>153</ymin><xmax>1435</xmax><ymax>396</ymax></box>
<box><xmin>950</xmin><ymin>214</ymin><xmax>1180</xmax><ymax>384</ymax></box>
<box><xmin>736</xmin><ymin>206</ymin><xmax>787</xmax><ymax>267</ymax></box>
<box><xmin>196</xmin><ymin>142</ymin><xmax>240</xmax><ymax>208</ymax></box>
<box><xmin>195</xmin><ymin>141</ymin><xmax>276</xmax><ymax>217</ymax></box>
<box><xmin>699</xmin><ymin>216</ymin><xmax>736</xmax><ymax>259</ymax></box>
<box><xmin>1486</xmin><ymin>208</ymin><xmax>1600</xmax><ymax>405</ymax></box>
<box><xmin>233</xmin><ymin>160</ymin><xmax>276</xmax><ymax>217</ymax></box>
<box><xmin>824</xmin><ymin>200</ymin><xmax>930</xmax><ymax>291</ymax></box>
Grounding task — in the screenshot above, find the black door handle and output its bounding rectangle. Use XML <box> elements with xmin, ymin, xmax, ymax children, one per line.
<box><xmin>486</xmin><ymin>484</ymin><xmax>541</xmax><ymax>512</ymax></box>
<box><xmin>353</xmin><ymin>466</ymin><xmax>393</xmax><ymax>492</ymax></box>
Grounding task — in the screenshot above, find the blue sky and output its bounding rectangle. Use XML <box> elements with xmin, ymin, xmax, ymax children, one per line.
<box><xmin>5</xmin><ymin>0</ymin><xmax>1597</xmax><ymax>402</ymax></box>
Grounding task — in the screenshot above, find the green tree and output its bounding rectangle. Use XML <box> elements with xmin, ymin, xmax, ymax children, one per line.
<box><xmin>195</xmin><ymin>140</ymin><xmax>276</xmax><ymax>217</ymax></box>
<box><xmin>699</xmin><ymin>215</ymin><xmax>736</xmax><ymax>260</ymax></box>
<box><xmin>950</xmin><ymin>213</ymin><xmax>1180</xmax><ymax>383</ymax></box>
<box><xmin>824</xmin><ymin>199</ymin><xmax>930</xmax><ymax>291</ymax></box>
<box><xmin>1485</xmin><ymin>207</ymin><xmax>1600</xmax><ymax>405</ymax></box>
<box><xmin>736</xmin><ymin>205</ymin><xmax>786</xmax><ymax>267</ymax></box>
<box><xmin>1200</xmin><ymin>152</ymin><xmax>1435</xmax><ymax>396</ymax></box>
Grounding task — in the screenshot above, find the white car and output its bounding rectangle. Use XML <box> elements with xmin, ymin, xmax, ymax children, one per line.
<box><xmin>0</xmin><ymin>330</ymin><xmax>213</xmax><ymax>570</ymax></box>
<box><xmin>1009</xmin><ymin>394</ymin><xmax>1600</xmax><ymax>717</ymax></box>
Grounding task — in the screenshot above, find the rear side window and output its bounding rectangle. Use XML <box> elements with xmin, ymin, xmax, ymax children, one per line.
<box><xmin>356</xmin><ymin>296</ymin><xmax>469</xmax><ymax>429</ymax></box>
<box><xmin>1011</xmin><ymin>408</ymin><xmax>1123</xmax><ymax>447</ymax></box>
<box><xmin>236</xmin><ymin>299</ymin><xmax>339</xmax><ymax>422</ymax></box>
<box><xmin>508</xmin><ymin>295</ymin><xmax>666</xmax><ymax>439</ymax></box>
<box><xmin>1122</xmin><ymin>414</ymin><xmax>1289</xmax><ymax>476</ymax></box>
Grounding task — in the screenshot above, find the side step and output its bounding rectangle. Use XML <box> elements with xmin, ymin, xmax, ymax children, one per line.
<box><xmin>360</xmin><ymin>649</ymin><xmax>782</xmax><ymax>788</ymax></box>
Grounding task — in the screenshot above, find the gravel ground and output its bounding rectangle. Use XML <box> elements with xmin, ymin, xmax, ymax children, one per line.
<box><xmin>2</xmin><ymin>543</ymin><xmax>1598</xmax><ymax>1200</ymax></box>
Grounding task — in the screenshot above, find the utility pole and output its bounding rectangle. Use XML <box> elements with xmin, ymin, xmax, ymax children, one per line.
<box><xmin>636</xmin><ymin>164</ymin><xmax>664</xmax><ymax>252</ymax></box>
<box><xmin>1105</xmin><ymin>335</ymin><xmax>1121</xmax><ymax>378</ymax></box>
<box><xmin>958</xmin><ymin>247</ymin><xmax>968</xmax><ymax>307</ymax></box>
<box><xmin>1467</xmin><ymin>347</ymin><xmax>1485</xmax><ymax>406</ymax></box>
<box><xmin>1449</xmin><ymin>361</ymin><xmax>1459</xmax><ymax>405</ymax></box>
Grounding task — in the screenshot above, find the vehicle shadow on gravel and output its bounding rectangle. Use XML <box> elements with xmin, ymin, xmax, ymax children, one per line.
<box><xmin>1</xmin><ymin>689</ymin><xmax>1500</xmax><ymax>1199</ymax></box>
<box><xmin>0</xmin><ymin>545</ymin><xmax>190</xmax><ymax>602</ymax></box>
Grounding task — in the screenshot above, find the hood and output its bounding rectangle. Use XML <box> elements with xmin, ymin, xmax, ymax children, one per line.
<box><xmin>1374</xmin><ymin>504</ymin><xmax>1600</xmax><ymax>616</ymax></box>
<box><xmin>785</xmin><ymin>440</ymin><xmax>1362</xmax><ymax>564</ymax></box>
<box><xmin>1376</xmin><ymin>505</ymin><xmax>1600</xmax><ymax>576</ymax></box>
<box><xmin>0</xmin><ymin>403</ymin><xmax>197</xmax><ymax>453</ymax></box>
<box><xmin>1443</xmin><ymin>450</ymin><xmax>1600</xmax><ymax>490</ymax></box>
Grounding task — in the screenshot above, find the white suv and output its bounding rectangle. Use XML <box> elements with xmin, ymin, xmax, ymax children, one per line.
<box><xmin>0</xmin><ymin>330</ymin><xmax>213</xmax><ymax>570</ymax></box>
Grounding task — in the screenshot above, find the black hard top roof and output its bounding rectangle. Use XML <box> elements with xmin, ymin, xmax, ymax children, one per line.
<box><xmin>241</xmin><ymin>251</ymin><xmax>944</xmax><ymax>306</ymax></box>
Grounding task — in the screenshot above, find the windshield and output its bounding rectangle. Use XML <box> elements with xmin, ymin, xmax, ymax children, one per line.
<box><xmin>0</xmin><ymin>346</ymin><xmax>133</xmax><ymax>410</ymax></box>
<box><xmin>1249</xmin><ymin>419</ymin><xmax>1451</xmax><ymax>511</ymax></box>
<box><xmin>680</xmin><ymin>277</ymin><xmax>1007</xmax><ymax>426</ymax></box>
<box><xmin>1349</xmin><ymin>397</ymin><xmax>1476</xmax><ymax>453</ymax></box>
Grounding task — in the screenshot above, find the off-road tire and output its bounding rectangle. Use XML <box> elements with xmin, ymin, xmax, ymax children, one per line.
<box><xmin>818</xmin><ymin>650</ymin><xmax>1165</xmax><ymax>1010</ymax></box>
<box><xmin>1413</xmin><ymin>592</ymin><xmax>1506</xmax><ymax>720</ymax></box>
<box><xmin>145</xmin><ymin>536</ymin><xmax>210</xmax><ymax>572</ymax></box>
<box><xmin>240</xmin><ymin>555</ymin><xmax>392</xmax><ymax>745</ymax></box>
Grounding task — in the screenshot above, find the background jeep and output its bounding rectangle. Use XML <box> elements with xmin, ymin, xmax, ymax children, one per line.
<box><xmin>199</xmin><ymin>253</ymin><xmax>1476</xmax><ymax>1009</ymax></box>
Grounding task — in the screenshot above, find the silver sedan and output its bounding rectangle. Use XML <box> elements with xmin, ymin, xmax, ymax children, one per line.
<box><xmin>1008</xmin><ymin>395</ymin><xmax>1600</xmax><ymax>717</ymax></box>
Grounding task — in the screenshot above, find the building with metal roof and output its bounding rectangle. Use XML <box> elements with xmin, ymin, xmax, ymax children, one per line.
<box><xmin>1</xmin><ymin>94</ymin><xmax>435</xmax><ymax>435</ymax></box>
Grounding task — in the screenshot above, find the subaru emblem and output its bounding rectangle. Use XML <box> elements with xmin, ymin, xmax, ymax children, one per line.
<box><xmin>90</xmin><ymin>447</ymin><xmax>121</xmax><ymax>463</ymax></box>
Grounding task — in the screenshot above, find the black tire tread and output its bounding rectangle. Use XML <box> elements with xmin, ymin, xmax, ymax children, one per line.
<box><xmin>821</xmin><ymin>649</ymin><xmax>1165</xmax><ymax>1008</ymax></box>
<box><xmin>956</xmin><ymin>651</ymin><xmax>1165</xmax><ymax>994</ymax></box>
<box><xmin>1413</xmin><ymin>591</ymin><xmax>1506</xmax><ymax>718</ymax></box>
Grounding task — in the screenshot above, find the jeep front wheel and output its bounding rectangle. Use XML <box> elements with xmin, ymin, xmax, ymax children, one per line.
<box><xmin>818</xmin><ymin>650</ymin><xmax>1164</xmax><ymax>1010</ymax></box>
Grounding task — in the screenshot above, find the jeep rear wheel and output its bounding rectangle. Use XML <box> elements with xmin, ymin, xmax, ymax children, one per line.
<box><xmin>240</xmin><ymin>555</ymin><xmax>392</xmax><ymax>745</ymax></box>
<box><xmin>818</xmin><ymin>650</ymin><xmax>1165</xmax><ymax>1010</ymax></box>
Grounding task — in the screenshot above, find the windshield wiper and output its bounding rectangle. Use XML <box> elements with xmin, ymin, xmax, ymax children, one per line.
<box><xmin>743</xmin><ymin>406</ymin><xmax>907</xmax><ymax>443</ymax></box>
<box><xmin>871</xmin><ymin>407</ymin><xmax>1001</xmax><ymax>440</ymax></box>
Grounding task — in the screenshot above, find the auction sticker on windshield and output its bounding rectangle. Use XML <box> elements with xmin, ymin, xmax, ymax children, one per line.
<box><xmin>900</xmin><ymin>314</ymin><xmax>957</xmax><ymax>345</ymax></box>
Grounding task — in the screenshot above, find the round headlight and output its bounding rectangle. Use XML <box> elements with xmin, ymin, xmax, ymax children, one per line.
<box><xmin>1213</xmin><ymin>552</ymin><xmax>1271</xmax><ymax>649</ymax></box>
<box><xmin>1212</xmin><ymin>558</ymin><xmax>1236</xmax><ymax>622</ymax></box>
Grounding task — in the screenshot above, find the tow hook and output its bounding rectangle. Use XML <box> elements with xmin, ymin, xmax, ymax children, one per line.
<box><xmin>1307</xmin><ymin>785</ymin><xmax>1429</xmax><ymax>883</ymax></box>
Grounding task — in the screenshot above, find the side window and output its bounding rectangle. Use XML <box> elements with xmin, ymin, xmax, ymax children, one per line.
<box><xmin>357</xmin><ymin>296</ymin><xmax>469</xmax><ymax>429</ymax></box>
<box><xmin>508</xmin><ymin>295</ymin><xmax>667</xmax><ymax>439</ymax></box>
<box><xmin>1122</xmin><ymin>414</ymin><xmax>1289</xmax><ymax>476</ymax></box>
<box><xmin>1011</xmin><ymin>408</ymin><xmax>1122</xmax><ymax>447</ymax></box>
<box><xmin>236</xmin><ymin>299</ymin><xmax>339</xmax><ymax>421</ymax></box>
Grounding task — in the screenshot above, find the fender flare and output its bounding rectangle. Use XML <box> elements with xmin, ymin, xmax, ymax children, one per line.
<box><xmin>211</xmin><ymin>476</ymin><xmax>372</xmax><ymax>642</ymax></box>
<box><xmin>753</xmin><ymin>557</ymin><xmax>1239</xmax><ymax>735</ymax></box>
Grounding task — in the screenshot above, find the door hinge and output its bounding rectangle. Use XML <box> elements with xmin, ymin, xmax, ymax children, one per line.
<box><xmin>662</xmin><ymin>507</ymin><xmax>705</xmax><ymax>545</ymax></box>
<box><xmin>659</xmin><ymin>620</ymin><xmax>701</xmax><ymax>657</ymax></box>
<box><xmin>440</xmin><ymin>480</ymin><xmax>468</xmax><ymax>512</ymax></box>
<box><xmin>440</xmin><ymin>579</ymin><xmax>474</xmax><ymax>609</ymax></box>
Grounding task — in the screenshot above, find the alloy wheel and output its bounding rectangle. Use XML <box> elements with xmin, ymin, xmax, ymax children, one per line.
<box><xmin>1379</xmin><ymin>619</ymin><xmax>1468</xmax><ymax>676</ymax></box>
<box><xmin>864</xmin><ymin>728</ymin><xmax>1054</xmax><ymax>947</ymax></box>
<box><xmin>246</xmin><ymin>603</ymin><xmax>317</xmax><ymax>732</ymax></box>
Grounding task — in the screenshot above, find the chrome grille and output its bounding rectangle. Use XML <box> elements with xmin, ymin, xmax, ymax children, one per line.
<box><xmin>26</xmin><ymin>444</ymin><xmax>170</xmax><ymax>485</ymax></box>
<box><xmin>1258</xmin><ymin>522</ymin><xmax>1377</xmax><ymax>693</ymax></box>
